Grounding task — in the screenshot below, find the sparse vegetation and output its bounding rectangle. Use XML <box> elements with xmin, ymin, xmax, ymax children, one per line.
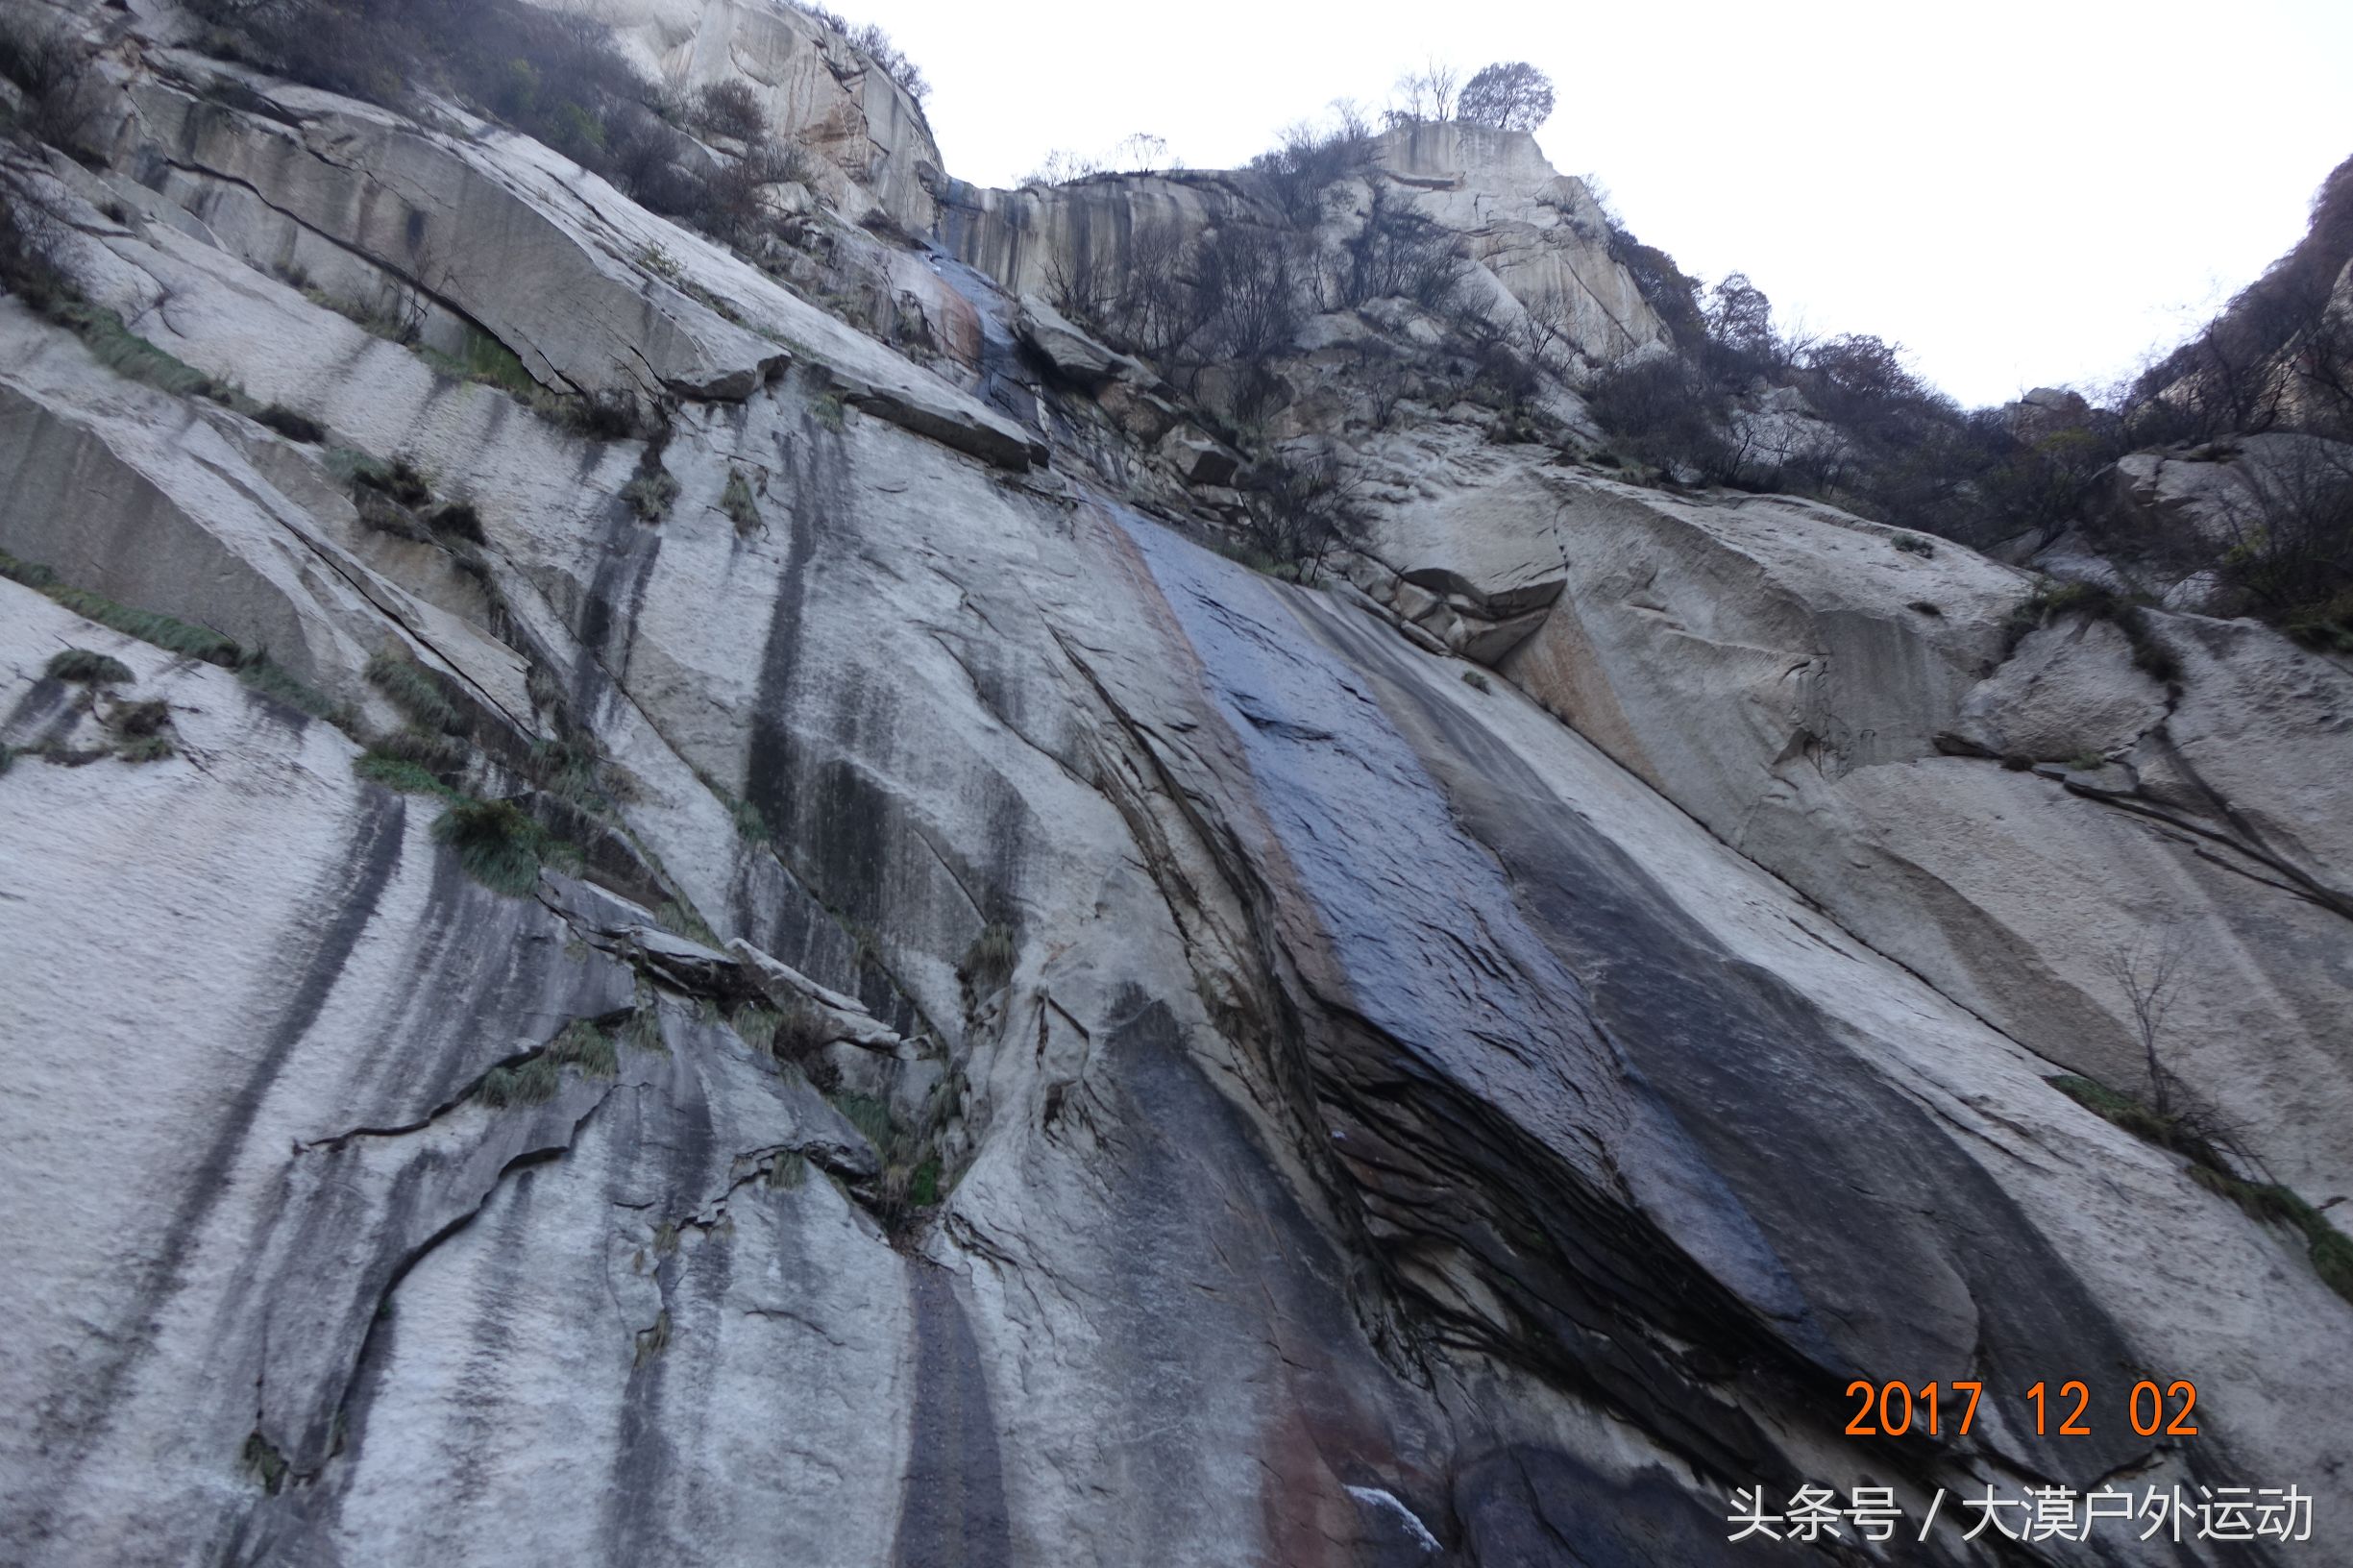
<box><xmin>1233</xmin><ymin>450</ymin><xmax>1366</xmax><ymax>582</ymax></box>
<box><xmin>5</xmin><ymin>550</ymin><xmax>243</xmax><ymax>665</ymax></box>
<box><xmin>186</xmin><ymin>0</ymin><xmax>837</xmax><ymax>264</ymax></box>
<box><xmin>0</xmin><ymin>167</ymin><xmax>75</xmax><ymax>308</ymax></box>
<box><xmin>958</xmin><ymin>921</ymin><xmax>1017</xmax><ymax>998</ymax></box>
<box><xmin>375</xmin><ymin>724</ymin><xmax>469</xmax><ymax>772</ymax></box>
<box><xmin>254</xmin><ymin>403</ymin><xmax>325</xmax><ymax>443</ymax></box>
<box><xmin>2049</xmin><ymin>1071</ymin><xmax>2353</xmax><ymax>1306</ymax></box>
<box><xmin>779</xmin><ymin>2</ymin><xmax>929</xmax><ymax>104</ymax></box>
<box><xmin>633</xmin><ymin>1308</ymin><xmax>672</xmax><ymax>1366</ymax></box>
<box><xmin>692</xmin><ymin>79</ymin><xmax>766</xmax><ymax>142</ymax></box>
<box><xmin>0</xmin><ymin>18</ymin><xmax>104</xmax><ymax>158</ymax></box>
<box><xmin>732</xmin><ymin>1004</ymin><xmax>783</xmax><ymax>1055</ymax></box>
<box><xmin>110</xmin><ymin>698</ymin><xmax>169</xmax><ymax>736</ymax></box>
<box><xmin>238</xmin><ymin>655</ymin><xmax>357</xmax><ymax>725</ymax></box>
<box><xmin>624</xmin><ymin>1001</ymin><xmax>665</xmax><ymax>1056</ymax></box>
<box><xmin>1461</xmin><ymin>669</ymin><xmax>1491</xmax><ymax>693</ymax></box>
<box><xmin>431</xmin><ymin>796</ymin><xmax>560</xmax><ymax>895</ymax></box>
<box><xmin>239</xmin><ymin>1432</ymin><xmax>288</xmax><ymax>1495</ymax></box>
<box><xmin>721</xmin><ymin>469</ymin><xmax>759</xmax><ymax>534</ymax></box>
<box><xmin>2004</xmin><ymin>580</ymin><xmax>2181</xmax><ymax>685</ymax></box>
<box><xmin>354</xmin><ymin>753</ymin><xmax>450</xmax><ymax>795</ymax></box>
<box><xmin>622</xmin><ymin>466</ymin><xmax>680</xmax><ymax>522</ymax></box>
<box><xmin>366</xmin><ymin>652</ymin><xmax>466</xmax><ymax>733</ymax></box>
<box><xmin>46</xmin><ymin>648</ymin><xmax>134</xmax><ymax>684</ymax></box>
<box><xmin>2209</xmin><ymin>441</ymin><xmax>2353</xmax><ymax>652</ymax></box>
<box><xmin>834</xmin><ymin>1090</ymin><xmax>895</xmax><ymax>1152</ymax></box>
<box><xmin>479</xmin><ymin>1017</ymin><xmax>619</xmax><ymax>1108</ymax></box>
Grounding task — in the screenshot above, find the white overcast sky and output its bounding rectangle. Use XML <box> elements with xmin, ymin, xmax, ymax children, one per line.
<box><xmin>850</xmin><ymin>0</ymin><xmax>2352</xmax><ymax>408</ymax></box>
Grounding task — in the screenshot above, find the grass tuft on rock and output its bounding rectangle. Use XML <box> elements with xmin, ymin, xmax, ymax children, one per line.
<box><xmin>621</xmin><ymin>466</ymin><xmax>680</xmax><ymax>523</ymax></box>
<box><xmin>2006</xmin><ymin>580</ymin><xmax>2182</xmax><ymax>684</ymax></box>
<box><xmin>732</xmin><ymin>1004</ymin><xmax>781</xmax><ymax>1055</ymax></box>
<box><xmin>633</xmin><ymin>1309</ymin><xmax>672</xmax><ymax>1367</ymax></box>
<box><xmin>237</xmin><ymin>655</ymin><xmax>357</xmax><ymax>726</ymax></box>
<box><xmin>254</xmin><ymin>403</ymin><xmax>325</xmax><ymax>443</ymax></box>
<box><xmin>478</xmin><ymin>1054</ymin><xmax>559</xmax><ymax>1108</ymax></box>
<box><xmin>958</xmin><ymin>921</ymin><xmax>1017</xmax><ymax>997</ymax></box>
<box><xmin>240</xmin><ymin>1432</ymin><xmax>288</xmax><ymax>1495</ymax></box>
<box><xmin>110</xmin><ymin>698</ymin><xmax>170</xmax><ymax>736</ymax></box>
<box><xmin>722</xmin><ymin>468</ymin><xmax>758</xmax><ymax>534</ymax></box>
<box><xmin>833</xmin><ymin>1090</ymin><xmax>895</xmax><ymax>1154</ymax></box>
<box><xmin>375</xmin><ymin>724</ymin><xmax>469</xmax><ymax>771</ymax></box>
<box><xmin>624</xmin><ymin>1002</ymin><xmax>666</xmax><ymax>1057</ymax></box>
<box><xmin>57</xmin><ymin>301</ymin><xmax>221</xmax><ymax>400</ymax></box>
<box><xmin>431</xmin><ymin>796</ymin><xmax>554</xmax><ymax>896</ymax></box>
<box><xmin>355</xmin><ymin>753</ymin><xmax>449</xmax><ymax>795</ymax></box>
<box><xmin>46</xmin><ymin>648</ymin><xmax>134</xmax><ymax>684</ymax></box>
<box><xmin>551</xmin><ymin>1017</ymin><xmax>620</xmax><ymax>1080</ymax></box>
<box><xmin>478</xmin><ymin>1017</ymin><xmax>624</xmax><ymax>1110</ymax></box>
<box><xmin>365</xmin><ymin>652</ymin><xmax>463</xmax><ymax>734</ymax></box>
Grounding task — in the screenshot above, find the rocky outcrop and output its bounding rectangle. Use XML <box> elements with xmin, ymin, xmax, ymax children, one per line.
<box><xmin>533</xmin><ymin>0</ymin><xmax>944</xmax><ymax>233</ymax></box>
<box><xmin>1341</xmin><ymin>443</ymin><xmax>2353</xmax><ymax>1199</ymax></box>
<box><xmin>4</xmin><ymin>3</ymin><xmax>2351</xmax><ymax>1564</ymax></box>
<box><xmin>940</xmin><ymin>124</ymin><xmax>1666</xmax><ymax>375</ymax></box>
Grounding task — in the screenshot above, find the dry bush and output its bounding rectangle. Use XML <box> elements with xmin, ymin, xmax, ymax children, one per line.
<box><xmin>694</xmin><ymin>79</ymin><xmax>765</xmax><ymax>142</ymax></box>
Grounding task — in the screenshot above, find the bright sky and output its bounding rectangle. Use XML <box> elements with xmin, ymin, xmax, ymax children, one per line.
<box><xmin>850</xmin><ymin>0</ymin><xmax>2353</xmax><ymax>409</ymax></box>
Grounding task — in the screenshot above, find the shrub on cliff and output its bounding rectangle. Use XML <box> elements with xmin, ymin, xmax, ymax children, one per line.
<box><xmin>778</xmin><ymin>2</ymin><xmax>929</xmax><ymax>105</ymax></box>
<box><xmin>1337</xmin><ymin>184</ymin><xmax>1470</xmax><ymax>311</ymax></box>
<box><xmin>0</xmin><ymin>171</ymin><xmax>72</xmax><ymax>309</ymax></box>
<box><xmin>1458</xmin><ymin>62</ymin><xmax>1556</xmax><ymax>133</ymax></box>
<box><xmin>693</xmin><ymin>80</ymin><xmax>766</xmax><ymax>142</ymax></box>
<box><xmin>0</xmin><ymin>18</ymin><xmax>103</xmax><ymax>157</ymax></box>
<box><xmin>1233</xmin><ymin>450</ymin><xmax>1365</xmax><ymax>582</ymax></box>
<box><xmin>1248</xmin><ymin>116</ymin><xmax>1373</xmax><ymax>227</ymax></box>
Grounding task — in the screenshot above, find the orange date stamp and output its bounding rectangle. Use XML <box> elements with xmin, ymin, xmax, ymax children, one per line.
<box><xmin>1843</xmin><ymin>1379</ymin><xmax>2200</xmax><ymax>1439</ymax></box>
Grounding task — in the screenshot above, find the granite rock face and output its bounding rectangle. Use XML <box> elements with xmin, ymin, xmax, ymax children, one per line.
<box><xmin>3</xmin><ymin>3</ymin><xmax>2350</xmax><ymax>1565</ymax></box>
<box><xmin>534</xmin><ymin>0</ymin><xmax>943</xmax><ymax>233</ymax></box>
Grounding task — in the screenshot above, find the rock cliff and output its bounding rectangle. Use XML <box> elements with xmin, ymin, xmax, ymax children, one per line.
<box><xmin>1</xmin><ymin>2</ymin><xmax>2347</xmax><ymax>1564</ymax></box>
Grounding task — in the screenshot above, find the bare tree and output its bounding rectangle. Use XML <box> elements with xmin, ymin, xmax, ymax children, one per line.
<box><xmin>1021</xmin><ymin>148</ymin><xmax>1107</xmax><ymax>187</ymax></box>
<box><xmin>1512</xmin><ymin>287</ymin><xmax>1580</xmax><ymax>373</ymax></box>
<box><xmin>1238</xmin><ymin>448</ymin><xmax>1365</xmax><ymax>581</ymax></box>
<box><xmin>2209</xmin><ymin>438</ymin><xmax>2353</xmax><ymax>639</ymax></box>
<box><xmin>1458</xmin><ymin>61</ymin><xmax>1556</xmax><ymax>132</ymax></box>
<box><xmin>2098</xmin><ymin>924</ymin><xmax>2191</xmax><ymax>1117</ymax></box>
<box><xmin>1109</xmin><ymin>132</ymin><xmax>1172</xmax><ymax>172</ymax></box>
<box><xmin>1327</xmin><ymin>97</ymin><xmax>1375</xmax><ymax>143</ymax></box>
<box><xmin>693</xmin><ymin>79</ymin><xmax>766</xmax><ymax>141</ymax></box>
<box><xmin>0</xmin><ymin>20</ymin><xmax>105</xmax><ymax>156</ymax></box>
<box><xmin>1387</xmin><ymin>59</ymin><xmax>1461</xmax><ymax>125</ymax></box>
<box><xmin>1338</xmin><ymin>184</ymin><xmax>1469</xmax><ymax>310</ymax></box>
<box><xmin>1704</xmin><ymin>272</ymin><xmax>1777</xmax><ymax>371</ymax></box>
